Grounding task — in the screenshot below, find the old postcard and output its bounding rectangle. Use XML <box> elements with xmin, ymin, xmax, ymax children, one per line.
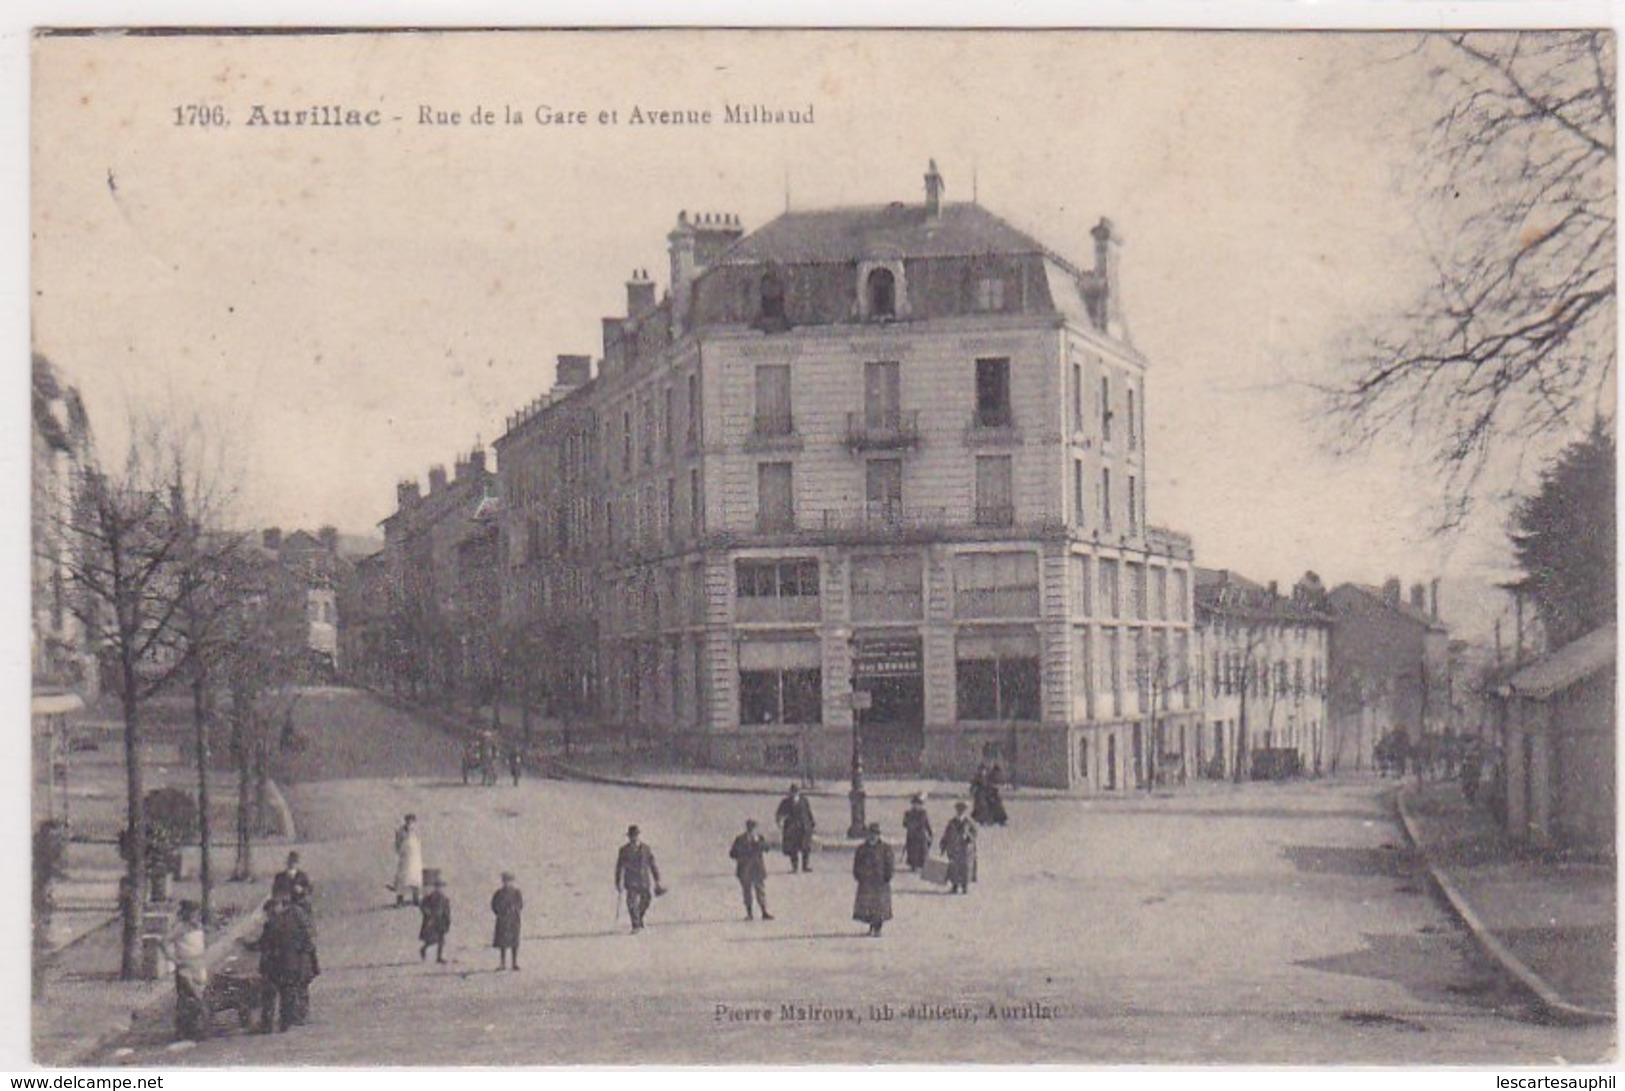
<box><xmin>26</xmin><ymin>24</ymin><xmax>1617</xmax><ymax>1069</ymax></box>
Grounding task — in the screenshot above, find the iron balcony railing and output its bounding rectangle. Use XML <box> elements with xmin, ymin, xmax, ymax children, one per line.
<box><xmin>844</xmin><ymin>410</ymin><xmax>920</xmax><ymax>449</ymax></box>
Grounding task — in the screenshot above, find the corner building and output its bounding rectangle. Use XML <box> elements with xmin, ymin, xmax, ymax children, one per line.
<box><xmin>500</xmin><ymin>166</ymin><xmax>1198</xmax><ymax>790</ymax></box>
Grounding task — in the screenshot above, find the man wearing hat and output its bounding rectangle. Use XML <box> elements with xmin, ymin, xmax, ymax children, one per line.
<box><xmin>728</xmin><ymin>819</ymin><xmax>774</xmax><ymax>921</ymax></box>
<box><xmin>418</xmin><ymin>873</ymin><xmax>452</xmax><ymax>963</ymax></box>
<box><xmin>491</xmin><ymin>871</ymin><xmax>523</xmax><ymax>971</ymax></box>
<box><xmin>939</xmin><ymin>801</ymin><xmax>978</xmax><ymax>895</ymax></box>
<box><xmin>614</xmin><ymin>825</ymin><xmax>664</xmax><ymax>933</ymax></box>
<box><xmin>902</xmin><ymin>794</ymin><xmax>933</xmax><ymax>871</ymax></box>
<box><xmin>774</xmin><ymin>783</ymin><xmax>817</xmax><ymax>873</ymax></box>
<box><xmin>851</xmin><ymin>823</ymin><xmax>895</xmax><ymax>937</ymax></box>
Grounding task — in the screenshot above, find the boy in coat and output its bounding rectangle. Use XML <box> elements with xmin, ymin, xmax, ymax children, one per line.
<box><xmin>419</xmin><ymin>877</ymin><xmax>451</xmax><ymax>963</ymax></box>
<box><xmin>728</xmin><ymin>819</ymin><xmax>773</xmax><ymax>921</ymax></box>
<box><xmin>491</xmin><ymin>872</ymin><xmax>523</xmax><ymax>971</ymax></box>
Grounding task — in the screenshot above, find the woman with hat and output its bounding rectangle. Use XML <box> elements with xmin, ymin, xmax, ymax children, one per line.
<box><xmin>164</xmin><ymin>900</ymin><xmax>209</xmax><ymax>1040</ymax></box>
<box><xmin>491</xmin><ymin>871</ymin><xmax>523</xmax><ymax>971</ymax></box>
<box><xmin>940</xmin><ymin>801</ymin><xmax>978</xmax><ymax>895</ymax></box>
<box><xmin>902</xmin><ymin>794</ymin><xmax>933</xmax><ymax>871</ymax></box>
<box><xmin>851</xmin><ymin>823</ymin><xmax>895</xmax><ymax>937</ymax></box>
<box><xmin>418</xmin><ymin>873</ymin><xmax>452</xmax><ymax>964</ymax></box>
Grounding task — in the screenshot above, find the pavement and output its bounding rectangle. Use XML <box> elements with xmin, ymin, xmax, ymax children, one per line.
<box><xmin>1390</xmin><ymin>781</ymin><xmax>1612</xmax><ymax>1025</ymax></box>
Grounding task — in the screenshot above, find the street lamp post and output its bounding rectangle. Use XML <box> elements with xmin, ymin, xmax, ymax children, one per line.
<box><xmin>844</xmin><ymin>632</ymin><xmax>867</xmax><ymax>838</ymax></box>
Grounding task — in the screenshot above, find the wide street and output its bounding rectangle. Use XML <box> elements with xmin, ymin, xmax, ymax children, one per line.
<box><xmin>111</xmin><ymin>689</ymin><xmax>1611</xmax><ymax>1066</ymax></box>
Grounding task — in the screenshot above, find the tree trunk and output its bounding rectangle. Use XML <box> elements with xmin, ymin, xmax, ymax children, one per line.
<box><xmin>232</xmin><ymin>701</ymin><xmax>254</xmax><ymax>881</ymax></box>
<box><xmin>119</xmin><ymin>666</ymin><xmax>145</xmax><ymax>981</ymax></box>
<box><xmin>191</xmin><ymin>669</ymin><xmax>213</xmax><ymax>924</ymax></box>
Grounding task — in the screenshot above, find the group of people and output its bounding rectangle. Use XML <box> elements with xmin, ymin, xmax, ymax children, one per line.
<box><xmin>392</xmin><ymin>811</ymin><xmax>529</xmax><ymax>968</ymax></box>
<box><xmin>969</xmin><ymin>763</ymin><xmax>1009</xmax><ymax>826</ymax></box>
<box><xmin>462</xmin><ymin>732</ymin><xmax>526</xmax><ymax>787</ymax></box>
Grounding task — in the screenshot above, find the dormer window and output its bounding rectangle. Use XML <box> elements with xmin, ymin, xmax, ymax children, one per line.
<box><xmin>760</xmin><ymin>268</ymin><xmax>787</xmax><ymax>325</ymax></box>
<box><xmin>867</xmin><ymin>268</ymin><xmax>896</xmax><ymax>319</ymax></box>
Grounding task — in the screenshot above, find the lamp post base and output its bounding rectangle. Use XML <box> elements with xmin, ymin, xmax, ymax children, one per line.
<box><xmin>847</xmin><ymin>788</ymin><xmax>867</xmax><ymax>839</ymax></box>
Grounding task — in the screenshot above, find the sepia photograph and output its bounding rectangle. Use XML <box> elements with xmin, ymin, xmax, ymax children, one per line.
<box><xmin>21</xmin><ymin>16</ymin><xmax>1619</xmax><ymax>1069</ymax></box>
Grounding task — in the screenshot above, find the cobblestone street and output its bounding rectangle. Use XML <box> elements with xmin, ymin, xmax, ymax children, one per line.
<box><xmin>93</xmin><ymin>692</ymin><xmax>1612</xmax><ymax>1066</ymax></box>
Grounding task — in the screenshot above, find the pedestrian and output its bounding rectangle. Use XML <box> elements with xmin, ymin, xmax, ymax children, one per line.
<box><xmin>506</xmin><ymin>741</ymin><xmax>525</xmax><ymax>787</ymax></box>
<box><xmin>902</xmin><ymin>794</ymin><xmax>933</xmax><ymax>871</ymax></box>
<box><xmin>614</xmin><ymin>824</ymin><xmax>665</xmax><ymax>933</ymax></box>
<box><xmin>164</xmin><ymin>900</ymin><xmax>209</xmax><ymax>1041</ymax></box>
<box><xmin>940</xmin><ymin>801</ymin><xmax>978</xmax><ymax>895</ymax></box>
<box><xmin>774</xmin><ymin>783</ymin><xmax>817</xmax><ymax>873</ymax></box>
<box><xmin>272</xmin><ymin>851</ymin><xmax>314</xmax><ymax>909</ymax></box>
<box><xmin>419</xmin><ymin>874</ymin><xmax>452</xmax><ymax>963</ymax></box>
<box><xmin>851</xmin><ymin>823</ymin><xmax>895</xmax><ymax>937</ymax></box>
<box><xmin>491</xmin><ymin>871</ymin><xmax>523</xmax><ymax>971</ymax></box>
<box><xmin>986</xmin><ymin>764</ymin><xmax>1010</xmax><ymax>826</ymax></box>
<box><xmin>728</xmin><ymin>819</ymin><xmax>773</xmax><ymax>921</ymax></box>
<box><xmin>481</xmin><ymin>731</ymin><xmax>499</xmax><ymax>787</ymax></box>
<box><xmin>392</xmin><ymin>813</ymin><xmax>423</xmax><ymax>908</ymax></box>
<box><xmin>244</xmin><ymin>889</ymin><xmax>317</xmax><ymax>1032</ymax></box>
<box><xmin>969</xmin><ymin>764</ymin><xmax>990</xmax><ymax>824</ymax></box>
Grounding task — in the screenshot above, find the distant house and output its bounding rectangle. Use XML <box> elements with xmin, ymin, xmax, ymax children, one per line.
<box><xmin>1493</xmin><ymin>624</ymin><xmax>1616</xmax><ymax>856</ymax></box>
<box><xmin>1327</xmin><ymin>579</ymin><xmax>1451</xmax><ymax>772</ymax></box>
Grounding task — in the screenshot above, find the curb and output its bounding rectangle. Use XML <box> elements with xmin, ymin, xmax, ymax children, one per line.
<box><xmin>543</xmin><ymin>759</ymin><xmax>1074</xmax><ymax>803</ymax></box>
<box><xmin>1393</xmin><ymin>784</ymin><xmax>1614</xmax><ymax>1027</ymax></box>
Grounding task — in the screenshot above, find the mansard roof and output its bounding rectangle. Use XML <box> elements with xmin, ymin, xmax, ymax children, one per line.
<box><xmin>717</xmin><ymin>202</ymin><xmax>1067</xmax><ymax>267</ymax></box>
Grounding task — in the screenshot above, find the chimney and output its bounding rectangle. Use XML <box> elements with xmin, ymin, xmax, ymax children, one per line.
<box><xmin>317</xmin><ymin>525</ymin><xmax>339</xmax><ymax>553</ymax></box>
<box><xmin>556</xmin><ymin>354</ymin><xmax>591</xmax><ymax>389</ymax></box>
<box><xmin>453</xmin><ymin>453</ymin><xmax>468</xmax><ymax>481</ymax></box>
<box><xmin>1267</xmin><ymin>580</ymin><xmax>1279</xmax><ymax>599</ymax></box>
<box><xmin>626</xmin><ymin>269</ymin><xmax>657</xmax><ymax>316</ymax></box>
<box><xmin>397</xmin><ymin>479</ymin><xmax>421</xmax><ymax>509</ymax></box>
<box><xmin>262</xmin><ymin>527</ymin><xmax>282</xmax><ymax>551</ymax></box>
<box><xmin>1430</xmin><ymin>578</ymin><xmax>1441</xmax><ymax>621</ymax></box>
<box><xmin>601</xmin><ymin>317</ymin><xmax>625</xmax><ymax>371</ymax></box>
<box><xmin>669</xmin><ymin>211</ymin><xmax>744</xmax><ymax>337</ymax></box>
<box><xmin>1382</xmin><ymin>577</ymin><xmax>1401</xmax><ymax>606</ymax></box>
<box><xmin>428</xmin><ymin>464</ymin><xmax>448</xmax><ymax>492</ymax></box>
<box><xmin>1410</xmin><ymin>583</ymin><xmax>1427</xmax><ymax>611</ymax></box>
<box><xmin>1089</xmin><ymin>217</ymin><xmax>1124</xmax><ymax>337</ymax></box>
<box><xmin>469</xmin><ymin>445</ymin><xmax>486</xmax><ymax>476</ymax></box>
<box><xmin>924</xmin><ymin>158</ymin><xmax>944</xmax><ymax>217</ymax></box>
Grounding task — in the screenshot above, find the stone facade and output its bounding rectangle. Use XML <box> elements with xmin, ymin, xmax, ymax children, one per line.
<box><xmin>1327</xmin><ymin>579</ymin><xmax>1452</xmax><ymax>772</ymax></box>
<box><xmin>489</xmin><ymin>167</ymin><xmax>1199</xmax><ymax>789</ymax></box>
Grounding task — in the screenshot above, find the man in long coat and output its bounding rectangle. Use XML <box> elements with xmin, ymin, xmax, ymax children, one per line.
<box><xmin>393</xmin><ymin>814</ymin><xmax>423</xmax><ymax>907</ymax></box>
<box><xmin>419</xmin><ymin>877</ymin><xmax>452</xmax><ymax>963</ymax></box>
<box><xmin>902</xmin><ymin>795</ymin><xmax>933</xmax><ymax>871</ymax></box>
<box><xmin>851</xmin><ymin>823</ymin><xmax>895</xmax><ymax>937</ymax></box>
<box><xmin>491</xmin><ymin>871</ymin><xmax>523</xmax><ymax>971</ymax></box>
<box><xmin>940</xmin><ymin>801</ymin><xmax>978</xmax><ymax>895</ymax></box>
<box><xmin>728</xmin><ymin>819</ymin><xmax>773</xmax><ymax>921</ymax></box>
<box><xmin>246</xmin><ymin>890</ymin><xmax>317</xmax><ymax>1032</ymax></box>
<box><xmin>774</xmin><ymin>784</ymin><xmax>816</xmax><ymax>873</ymax></box>
<box><xmin>614</xmin><ymin>825</ymin><xmax>663</xmax><ymax>933</ymax></box>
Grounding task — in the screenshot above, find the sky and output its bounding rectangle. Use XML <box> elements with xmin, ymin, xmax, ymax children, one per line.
<box><xmin>27</xmin><ymin>28</ymin><xmax>1610</xmax><ymax>636</ymax></box>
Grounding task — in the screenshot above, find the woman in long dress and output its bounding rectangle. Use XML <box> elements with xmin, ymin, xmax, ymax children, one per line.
<box><xmin>901</xmin><ymin>795</ymin><xmax>933</xmax><ymax>871</ymax></box>
<box><xmin>393</xmin><ymin>814</ymin><xmax>423</xmax><ymax>907</ymax></box>
<box><xmin>851</xmin><ymin>823</ymin><xmax>895</xmax><ymax>937</ymax></box>
<box><xmin>939</xmin><ymin>801</ymin><xmax>978</xmax><ymax>895</ymax></box>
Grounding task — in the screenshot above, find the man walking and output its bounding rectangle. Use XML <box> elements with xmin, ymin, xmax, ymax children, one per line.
<box><xmin>774</xmin><ymin>783</ymin><xmax>817</xmax><ymax>873</ymax></box>
<box><xmin>728</xmin><ymin>819</ymin><xmax>774</xmax><ymax>921</ymax></box>
<box><xmin>419</xmin><ymin>875</ymin><xmax>452</xmax><ymax>963</ymax></box>
<box><xmin>940</xmin><ymin>800</ymin><xmax>978</xmax><ymax>895</ymax></box>
<box><xmin>614</xmin><ymin>825</ymin><xmax>664</xmax><ymax>933</ymax></box>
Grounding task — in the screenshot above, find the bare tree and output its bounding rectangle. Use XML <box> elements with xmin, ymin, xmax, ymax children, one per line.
<box><xmin>1330</xmin><ymin>31</ymin><xmax>1616</xmax><ymax>527</ymax></box>
<box><xmin>61</xmin><ymin>422</ymin><xmax>194</xmax><ymax>979</ymax></box>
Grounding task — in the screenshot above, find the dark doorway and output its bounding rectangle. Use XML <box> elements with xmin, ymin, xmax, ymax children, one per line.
<box><xmin>853</xmin><ymin>635</ymin><xmax>924</xmax><ymax>774</ymax></box>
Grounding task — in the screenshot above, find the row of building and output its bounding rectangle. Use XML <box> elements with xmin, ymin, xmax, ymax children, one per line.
<box><xmin>339</xmin><ymin>164</ymin><xmax>1456</xmax><ymax>791</ymax></box>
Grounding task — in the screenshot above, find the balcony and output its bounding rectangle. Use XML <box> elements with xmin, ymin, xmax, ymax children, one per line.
<box><xmin>844</xmin><ymin>410</ymin><xmax>920</xmax><ymax>451</ymax></box>
<box><xmin>964</xmin><ymin>409</ymin><xmax>1022</xmax><ymax>446</ymax></box>
<box><xmin>755</xmin><ymin>510</ymin><xmax>797</xmax><ymax>533</ymax></box>
<box><xmin>744</xmin><ymin>412</ymin><xmax>803</xmax><ymax>453</ymax></box>
<box><xmin>973</xmin><ymin>504</ymin><xmax>1015</xmax><ymax>528</ymax></box>
<box><xmin>816</xmin><ymin>503</ymin><xmax>947</xmax><ymax>536</ymax></box>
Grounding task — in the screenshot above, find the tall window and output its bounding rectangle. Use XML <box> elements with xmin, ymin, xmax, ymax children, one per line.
<box><xmin>1071</xmin><ymin>554</ymin><xmax>1093</xmax><ymax>615</ymax></box>
<box><xmin>866</xmin><ymin>458</ymin><xmax>903</xmax><ymax>521</ymax></box>
<box><xmin>759</xmin><ymin>268</ymin><xmax>786</xmax><ymax>323</ymax></box>
<box><xmin>1099</xmin><ymin>558</ymin><xmax>1120</xmax><ymax>618</ymax></box>
<box><xmin>688</xmin><ymin>467</ymin><xmax>701</xmax><ymax>530</ymax></box>
<box><xmin>665</xmin><ymin>476</ymin><xmax>677</xmax><ymax>537</ymax></box>
<box><xmin>1071</xmin><ymin>361</ymin><xmax>1085</xmax><ymax>432</ymax></box>
<box><xmin>1153</xmin><ymin>567</ymin><xmax>1168</xmax><ymax>620</ymax></box>
<box><xmin>864</xmin><ymin>361</ymin><xmax>901</xmax><ymax>427</ymax></box>
<box><xmin>1100</xmin><ymin>376</ymin><xmax>1113</xmax><ymax>441</ymax></box>
<box><xmin>974</xmin><ymin>455</ymin><xmax>1014</xmax><ymax>527</ymax></box>
<box><xmin>975</xmin><ymin>276</ymin><xmax>1006</xmax><ymax>312</ymax></box>
<box><xmin>956</xmin><ymin>632</ymin><xmax>1041</xmax><ymax>721</ymax></box>
<box><xmin>974</xmin><ymin>357</ymin><xmax>1012</xmax><ymax>428</ymax></box>
<box><xmin>1100</xmin><ymin>467</ymin><xmax>1113</xmax><ymax>531</ymax></box>
<box><xmin>1127</xmin><ymin>387</ymin><xmax>1138</xmax><ymax>449</ymax></box>
<box><xmin>757</xmin><ymin>462</ymin><xmax>794</xmax><ymax>531</ymax></box>
<box><xmin>867</xmin><ymin>268</ymin><xmax>896</xmax><ymax>318</ymax></box>
<box><xmin>622</xmin><ymin>408</ymin><xmax>633</xmax><ymax>471</ymax></box>
<box><xmin>1073</xmin><ymin>458</ymin><xmax>1086</xmax><ymax>527</ymax></box>
<box><xmin>1127</xmin><ymin>562</ymin><xmax>1147</xmax><ymax>620</ymax></box>
<box><xmin>953</xmin><ymin>551</ymin><xmax>1040</xmax><ymax>618</ymax></box>
<box><xmin>663</xmin><ymin>387</ymin><xmax>674</xmax><ymax>452</ymax></box>
<box><xmin>755</xmin><ymin>364</ymin><xmax>793</xmax><ymax>437</ymax></box>
<box><xmin>685</xmin><ymin>373</ymin><xmax>699</xmax><ymax>447</ymax></box>
<box><xmin>739</xmin><ymin>642</ymin><xmax>822</xmax><ymax>725</ymax></box>
<box><xmin>1172</xmin><ymin>568</ymin><xmax>1189</xmax><ymax>621</ymax></box>
<box><xmin>1128</xmin><ymin>475</ymin><xmax>1139</xmax><ymax>534</ymax></box>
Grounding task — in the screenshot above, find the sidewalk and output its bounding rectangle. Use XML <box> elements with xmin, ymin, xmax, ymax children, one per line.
<box><xmin>1396</xmin><ymin>781</ymin><xmax>1616</xmax><ymax>1025</ymax></box>
<box><xmin>33</xmin><ymin>856</ymin><xmax>281</xmax><ymax>1065</ymax></box>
